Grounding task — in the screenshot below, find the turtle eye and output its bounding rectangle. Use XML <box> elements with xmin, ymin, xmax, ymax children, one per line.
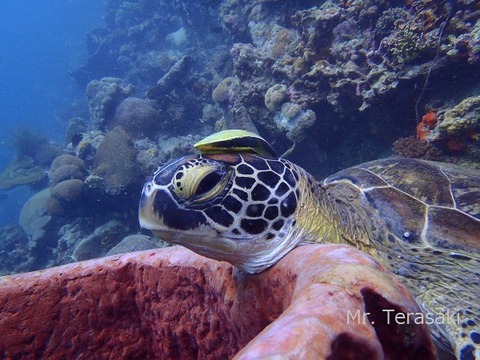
<box><xmin>173</xmin><ymin>161</ymin><xmax>231</xmax><ymax>204</ymax></box>
<box><xmin>195</xmin><ymin>170</ymin><xmax>225</xmax><ymax>195</ymax></box>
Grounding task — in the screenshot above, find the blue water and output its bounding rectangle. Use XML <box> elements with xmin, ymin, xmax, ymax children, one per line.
<box><xmin>0</xmin><ymin>1</ymin><xmax>103</xmax><ymax>227</ymax></box>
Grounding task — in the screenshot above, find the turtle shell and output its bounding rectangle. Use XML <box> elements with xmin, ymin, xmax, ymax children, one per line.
<box><xmin>323</xmin><ymin>157</ymin><xmax>480</xmax><ymax>253</ymax></box>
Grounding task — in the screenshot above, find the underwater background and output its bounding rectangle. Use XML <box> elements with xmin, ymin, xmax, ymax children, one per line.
<box><xmin>0</xmin><ymin>0</ymin><xmax>479</xmax><ymax>274</ymax></box>
<box><xmin>0</xmin><ymin>1</ymin><xmax>103</xmax><ymax>227</ymax></box>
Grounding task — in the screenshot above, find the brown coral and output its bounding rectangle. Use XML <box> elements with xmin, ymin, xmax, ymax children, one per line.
<box><xmin>92</xmin><ymin>126</ymin><xmax>139</xmax><ymax>194</ymax></box>
<box><xmin>212</xmin><ymin>77</ymin><xmax>239</xmax><ymax>104</ymax></box>
<box><xmin>392</xmin><ymin>136</ymin><xmax>443</xmax><ymax>161</ymax></box>
<box><xmin>110</xmin><ymin>97</ymin><xmax>161</xmax><ymax>139</ymax></box>
<box><xmin>50</xmin><ymin>164</ymin><xmax>86</xmax><ymax>187</ymax></box>
<box><xmin>50</xmin><ymin>154</ymin><xmax>86</xmax><ymax>173</ymax></box>
<box><xmin>51</xmin><ymin>179</ymin><xmax>84</xmax><ymax>203</ymax></box>
<box><xmin>47</xmin><ymin>155</ymin><xmax>88</xmax><ymax>215</ymax></box>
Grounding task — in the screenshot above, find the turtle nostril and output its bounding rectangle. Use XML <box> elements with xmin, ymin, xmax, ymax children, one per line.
<box><xmin>144</xmin><ymin>183</ymin><xmax>153</xmax><ymax>195</ymax></box>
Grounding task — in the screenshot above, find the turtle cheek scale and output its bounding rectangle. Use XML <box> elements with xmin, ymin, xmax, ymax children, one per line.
<box><xmin>139</xmin><ymin>183</ymin><xmax>240</xmax><ymax>256</ymax></box>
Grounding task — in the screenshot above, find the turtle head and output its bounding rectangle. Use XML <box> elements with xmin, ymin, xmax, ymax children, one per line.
<box><xmin>139</xmin><ymin>152</ymin><xmax>304</xmax><ymax>273</ymax></box>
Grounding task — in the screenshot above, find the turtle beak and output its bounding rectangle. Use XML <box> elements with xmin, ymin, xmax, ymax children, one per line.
<box><xmin>138</xmin><ymin>181</ymin><xmax>162</xmax><ymax>231</ymax></box>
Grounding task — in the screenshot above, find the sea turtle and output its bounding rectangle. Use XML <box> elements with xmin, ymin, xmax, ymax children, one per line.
<box><xmin>139</xmin><ymin>130</ymin><xmax>480</xmax><ymax>359</ymax></box>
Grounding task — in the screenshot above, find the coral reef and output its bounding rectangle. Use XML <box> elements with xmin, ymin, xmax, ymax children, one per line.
<box><xmin>0</xmin><ymin>225</ymin><xmax>30</xmax><ymax>275</ymax></box>
<box><xmin>2</xmin><ymin>0</ymin><xmax>480</xmax><ymax>281</ymax></box>
<box><xmin>416</xmin><ymin>111</ymin><xmax>438</xmax><ymax>141</ymax></box>
<box><xmin>51</xmin><ymin>179</ymin><xmax>84</xmax><ymax>205</ymax></box>
<box><xmin>0</xmin><ymin>156</ymin><xmax>47</xmax><ymax>190</ymax></box>
<box><xmin>18</xmin><ymin>189</ymin><xmax>54</xmax><ymax>251</ymax></box>
<box><xmin>47</xmin><ymin>155</ymin><xmax>88</xmax><ymax>216</ymax></box>
<box><xmin>86</xmin><ymin>77</ymin><xmax>134</xmax><ymax>130</ymax></box>
<box><xmin>71</xmin><ymin>219</ymin><xmax>130</xmax><ymax>261</ymax></box>
<box><xmin>264</xmin><ymin>84</ymin><xmax>288</xmax><ymax>112</ymax></box>
<box><xmin>50</xmin><ymin>155</ymin><xmax>87</xmax><ymax>186</ymax></box>
<box><xmin>0</xmin><ymin>129</ymin><xmax>60</xmax><ymax>191</ymax></box>
<box><xmin>392</xmin><ymin>136</ymin><xmax>444</xmax><ymax>161</ymax></box>
<box><xmin>92</xmin><ymin>126</ymin><xmax>140</xmax><ymax>195</ymax></box>
<box><xmin>431</xmin><ymin>96</ymin><xmax>480</xmax><ymax>140</ymax></box>
<box><xmin>166</xmin><ymin>27</ymin><xmax>187</xmax><ymax>47</ymax></box>
<box><xmin>211</xmin><ymin>76</ymin><xmax>239</xmax><ymax>105</ymax></box>
<box><xmin>274</xmin><ymin>102</ymin><xmax>316</xmax><ymax>142</ymax></box>
<box><xmin>147</xmin><ymin>56</ymin><xmax>194</xmax><ymax>100</ymax></box>
<box><xmin>106</xmin><ymin>234</ymin><xmax>162</xmax><ymax>256</ymax></box>
<box><xmin>7</xmin><ymin>128</ymin><xmax>61</xmax><ymax>167</ymax></box>
<box><xmin>64</xmin><ymin>117</ymin><xmax>88</xmax><ymax>145</ymax></box>
<box><xmin>110</xmin><ymin>97</ymin><xmax>161</xmax><ymax>139</ymax></box>
<box><xmin>0</xmin><ymin>244</ymin><xmax>435</xmax><ymax>359</ymax></box>
<box><xmin>412</xmin><ymin>96</ymin><xmax>480</xmax><ymax>161</ymax></box>
<box><xmin>215</xmin><ymin>0</ymin><xmax>480</xmax><ymax>171</ymax></box>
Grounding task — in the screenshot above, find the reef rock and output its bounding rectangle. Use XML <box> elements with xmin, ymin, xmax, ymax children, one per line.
<box><xmin>18</xmin><ymin>189</ymin><xmax>53</xmax><ymax>249</ymax></box>
<box><xmin>92</xmin><ymin>126</ymin><xmax>139</xmax><ymax>195</ymax></box>
<box><xmin>274</xmin><ymin>102</ymin><xmax>316</xmax><ymax>142</ymax></box>
<box><xmin>0</xmin><ymin>244</ymin><xmax>434</xmax><ymax>359</ymax></box>
<box><xmin>106</xmin><ymin>234</ymin><xmax>162</xmax><ymax>256</ymax></box>
<box><xmin>71</xmin><ymin>219</ymin><xmax>130</xmax><ymax>261</ymax></box>
<box><xmin>110</xmin><ymin>97</ymin><xmax>161</xmax><ymax>139</ymax></box>
<box><xmin>0</xmin><ymin>156</ymin><xmax>47</xmax><ymax>190</ymax></box>
<box><xmin>147</xmin><ymin>56</ymin><xmax>194</xmax><ymax>101</ymax></box>
<box><xmin>431</xmin><ymin>95</ymin><xmax>480</xmax><ymax>140</ymax></box>
<box><xmin>86</xmin><ymin>77</ymin><xmax>135</xmax><ymax>130</ymax></box>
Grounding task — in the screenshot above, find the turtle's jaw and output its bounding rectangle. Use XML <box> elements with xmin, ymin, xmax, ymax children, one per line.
<box><xmin>141</xmin><ymin>223</ymin><xmax>270</xmax><ymax>273</ymax></box>
<box><xmin>140</xmin><ymin>198</ymin><xmax>294</xmax><ymax>273</ymax></box>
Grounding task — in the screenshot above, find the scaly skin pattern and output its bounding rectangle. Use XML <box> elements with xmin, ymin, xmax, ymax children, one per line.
<box><xmin>139</xmin><ymin>154</ymin><xmax>480</xmax><ymax>359</ymax></box>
